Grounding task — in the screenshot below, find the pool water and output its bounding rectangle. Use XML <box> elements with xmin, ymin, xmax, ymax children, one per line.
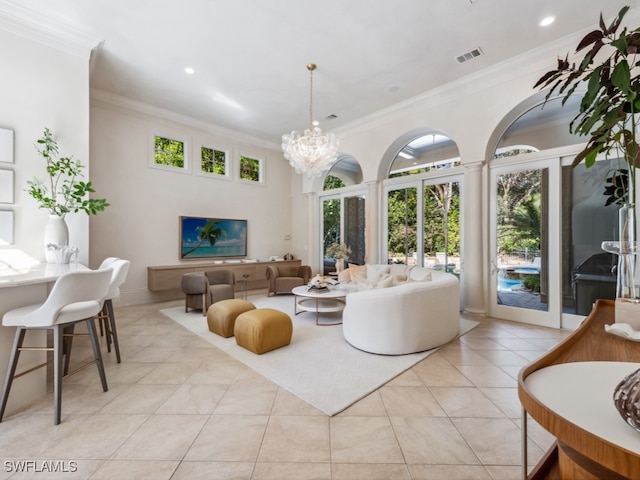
<box><xmin>498</xmin><ymin>266</ymin><xmax>539</xmax><ymax>291</ymax></box>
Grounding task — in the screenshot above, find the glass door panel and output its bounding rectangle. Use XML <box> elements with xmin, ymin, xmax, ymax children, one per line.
<box><xmin>322</xmin><ymin>198</ymin><xmax>341</xmax><ymax>274</ymax></box>
<box><xmin>562</xmin><ymin>160</ymin><xmax>619</xmax><ymax>324</ymax></box>
<box><xmin>495</xmin><ymin>168</ymin><xmax>547</xmax><ymax>312</ymax></box>
<box><xmin>490</xmin><ymin>160</ymin><xmax>560</xmax><ymax>327</ymax></box>
<box><xmin>387</xmin><ymin>186</ymin><xmax>418</xmax><ymax>265</ymax></box>
<box><xmin>424</xmin><ymin>181</ymin><xmax>460</xmax><ymax>274</ymax></box>
<box><xmin>321</xmin><ymin>192</ymin><xmax>366</xmax><ymax>274</ymax></box>
<box><xmin>344</xmin><ymin>195</ymin><xmax>366</xmax><ymax>265</ymax></box>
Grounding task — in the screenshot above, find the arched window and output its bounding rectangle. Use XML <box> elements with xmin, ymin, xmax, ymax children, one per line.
<box><xmin>390</xmin><ymin>134</ymin><xmax>460</xmax><ymax>177</ymax></box>
<box><xmin>493</xmin><ymin>95</ymin><xmax>583</xmax><ymax>159</ymax></box>
<box><xmin>323</xmin><ymin>154</ymin><xmax>362</xmax><ymax>191</ymax></box>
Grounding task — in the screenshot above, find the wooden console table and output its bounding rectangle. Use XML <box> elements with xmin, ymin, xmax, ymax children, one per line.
<box><xmin>147</xmin><ymin>259</ymin><xmax>301</xmax><ymax>293</ymax></box>
<box><xmin>518</xmin><ymin>300</ymin><xmax>640</xmax><ymax>479</ymax></box>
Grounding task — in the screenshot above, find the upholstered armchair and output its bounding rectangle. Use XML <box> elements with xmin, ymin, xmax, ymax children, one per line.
<box><xmin>266</xmin><ymin>264</ymin><xmax>312</xmax><ymax>296</ymax></box>
<box><xmin>205</xmin><ymin>270</ymin><xmax>235</xmax><ymax>305</ymax></box>
<box><xmin>181</xmin><ymin>270</ymin><xmax>235</xmax><ymax>315</ymax></box>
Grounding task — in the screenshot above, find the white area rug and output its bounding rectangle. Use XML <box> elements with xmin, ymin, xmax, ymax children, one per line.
<box><xmin>161</xmin><ymin>294</ymin><xmax>478</xmax><ymax>416</ymax></box>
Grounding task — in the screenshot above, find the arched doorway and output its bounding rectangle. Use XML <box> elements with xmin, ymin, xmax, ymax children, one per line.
<box><xmin>488</xmin><ymin>93</ymin><xmax>619</xmax><ymax>329</ymax></box>
<box><xmin>381</xmin><ymin>130</ymin><xmax>463</xmax><ymax>284</ymax></box>
<box><xmin>319</xmin><ymin>154</ymin><xmax>366</xmax><ymax>274</ymax></box>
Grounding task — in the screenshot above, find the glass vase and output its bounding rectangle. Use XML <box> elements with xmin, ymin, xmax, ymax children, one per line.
<box><xmin>603</xmin><ymin>203</ymin><xmax>640</xmax><ymax>328</ymax></box>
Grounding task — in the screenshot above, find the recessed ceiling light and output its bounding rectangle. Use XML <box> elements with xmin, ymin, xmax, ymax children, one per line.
<box><xmin>184</xmin><ymin>67</ymin><xmax>195</xmax><ymax>75</ymax></box>
<box><xmin>540</xmin><ymin>16</ymin><xmax>555</xmax><ymax>27</ymax></box>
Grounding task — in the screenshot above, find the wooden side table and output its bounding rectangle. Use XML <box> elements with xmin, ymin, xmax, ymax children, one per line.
<box><xmin>518</xmin><ymin>300</ymin><xmax>640</xmax><ymax>479</ymax></box>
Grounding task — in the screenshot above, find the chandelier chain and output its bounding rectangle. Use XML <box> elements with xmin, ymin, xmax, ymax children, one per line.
<box><xmin>308</xmin><ymin>63</ymin><xmax>316</xmax><ymax>129</ymax></box>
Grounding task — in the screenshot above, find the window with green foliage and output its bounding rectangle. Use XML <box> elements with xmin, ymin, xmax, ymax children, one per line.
<box><xmin>154</xmin><ymin>135</ymin><xmax>185</xmax><ymax>168</ymax></box>
<box><xmin>239</xmin><ymin>155</ymin><xmax>262</xmax><ymax>182</ymax></box>
<box><xmin>201</xmin><ymin>146</ymin><xmax>227</xmax><ymax>175</ymax></box>
<box><xmin>323</xmin><ymin>175</ymin><xmax>346</xmax><ymax>191</ymax></box>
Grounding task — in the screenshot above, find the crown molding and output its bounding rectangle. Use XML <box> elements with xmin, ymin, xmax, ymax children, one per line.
<box><xmin>0</xmin><ymin>0</ymin><xmax>101</xmax><ymax>59</ymax></box>
<box><xmin>90</xmin><ymin>89</ymin><xmax>282</xmax><ymax>152</ymax></box>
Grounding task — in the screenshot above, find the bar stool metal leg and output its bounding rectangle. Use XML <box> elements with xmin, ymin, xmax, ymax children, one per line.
<box><xmin>104</xmin><ymin>299</ymin><xmax>121</xmax><ymax>363</ymax></box>
<box><xmin>86</xmin><ymin>317</ymin><xmax>108</xmax><ymax>392</ymax></box>
<box><xmin>53</xmin><ymin>324</ymin><xmax>64</xmax><ymax>425</ymax></box>
<box><xmin>0</xmin><ymin>327</ymin><xmax>27</xmax><ymax>423</ymax></box>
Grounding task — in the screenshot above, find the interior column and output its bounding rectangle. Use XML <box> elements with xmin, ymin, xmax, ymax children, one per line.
<box><xmin>463</xmin><ymin>161</ymin><xmax>485</xmax><ymax>314</ymax></box>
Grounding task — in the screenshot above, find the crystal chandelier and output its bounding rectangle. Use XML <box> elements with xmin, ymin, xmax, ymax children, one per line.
<box><xmin>282</xmin><ymin>63</ymin><xmax>339</xmax><ymax>178</ymax></box>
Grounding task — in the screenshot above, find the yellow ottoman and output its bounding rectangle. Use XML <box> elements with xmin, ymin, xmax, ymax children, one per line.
<box><xmin>234</xmin><ymin>308</ymin><xmax>292</xmax><ymax>354</ymax></box>
<box><xmin>207</xmin><ymin>299</ymin><xmax>256</xmax><ymax>338</ymax></box>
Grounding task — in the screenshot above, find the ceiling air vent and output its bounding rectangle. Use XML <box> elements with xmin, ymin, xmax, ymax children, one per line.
<box><xmin>325</xmin><ymin>114</ymin><xmax>338</xmax><ymax>120</ymax></box>
<box><xmin>456</xmin><ymin>47</ymin><xmax>483</xmax><ymax>64</ymax></box>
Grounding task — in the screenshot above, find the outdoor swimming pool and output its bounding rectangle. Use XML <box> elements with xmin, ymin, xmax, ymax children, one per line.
<box><xmin>498</xmin><ymin>266</ymin><xmax>540</xmax><ymax>291</ymax></box>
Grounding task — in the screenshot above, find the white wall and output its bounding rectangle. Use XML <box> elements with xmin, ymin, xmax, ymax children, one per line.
<box><xmin>89</xmin><ymin>99</ymin><xmax>297</xmax><ymax>305</ymax></box>
<box><xmin>0</xmin><ymin>26</ymin><xmax>92</xmax><ymax>264</ymax></box>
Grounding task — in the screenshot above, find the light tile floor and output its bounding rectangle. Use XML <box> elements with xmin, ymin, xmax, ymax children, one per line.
<box><xmin>0</xmin><ymin>299</ymin><xmax>572</xmax><ymax>480</ymax></box>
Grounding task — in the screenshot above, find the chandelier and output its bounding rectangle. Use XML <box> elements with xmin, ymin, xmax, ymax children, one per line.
<box><xmin>282</xmin><ymin>63</ymin><xmax>339</xmax><ymax>178</ymax></box>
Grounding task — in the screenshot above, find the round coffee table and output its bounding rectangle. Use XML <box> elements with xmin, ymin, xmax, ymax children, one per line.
<box><xmin>291</xmin><ymin>285</ymin><xmax>346</xmax><ymax>326</ymax></box>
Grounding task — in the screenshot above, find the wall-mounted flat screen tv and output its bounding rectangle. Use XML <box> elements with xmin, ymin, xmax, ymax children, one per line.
<box><xmin>179</xmin><ymin>216</ymin><xmax>247</xmax><ymax>259</ymax></box>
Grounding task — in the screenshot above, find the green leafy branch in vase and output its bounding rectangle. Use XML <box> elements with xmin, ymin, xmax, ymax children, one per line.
<box><xmin>26</xmin><ymin>128</ymin><xmax>109</xmax><ymax>216</ymax></box>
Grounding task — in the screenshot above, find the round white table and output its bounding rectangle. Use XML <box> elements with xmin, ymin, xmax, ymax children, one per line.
<box><xmin>291</xmin><ymin>285</ymin><xmax>346</xmax><ymax>325</ymax></box>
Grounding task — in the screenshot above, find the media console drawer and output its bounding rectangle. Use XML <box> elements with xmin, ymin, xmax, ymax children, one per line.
<box><xmin>147</xmin><ymin>260</ymin><xmax>301</xmax><ymax>292</ymax></box>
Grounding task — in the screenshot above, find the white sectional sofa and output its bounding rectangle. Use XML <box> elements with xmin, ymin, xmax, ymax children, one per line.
<box><xmin>340</xmin><ymin>264</ymin><xmax>460</xmax><ymax>355</ymax></box>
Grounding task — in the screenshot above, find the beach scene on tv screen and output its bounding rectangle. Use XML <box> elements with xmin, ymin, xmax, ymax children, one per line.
<box><xmin>181</xmin><ymin>217</ymin><xmax>247</xmax><ymax>258</ymax></box>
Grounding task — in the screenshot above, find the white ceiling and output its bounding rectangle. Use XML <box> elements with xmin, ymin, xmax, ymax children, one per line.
<box><xmin>2</xmin><ymin>0</ymin><xmax>637</xmax><ymax>146</ymax></box>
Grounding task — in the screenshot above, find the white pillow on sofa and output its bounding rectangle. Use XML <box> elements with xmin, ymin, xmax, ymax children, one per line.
<box><xmin>390</xmin><ymin>264</ymin><xmax>413</xmax><ymax>277</ymax></box>
<box><xmin>391</xmin><ymin>274</ymin><xmax>408</xmax><ymax>286</ymax></box>
<box><xmin>375</xmin><ymin>273</ymin><xmax>394</xmax><ymax>289</ymax></box>
<box><xmin>348</xmin><ymin>264</ymin><xmax>368</xmax><ymax>285</ymax></box>
<box><xmin>409</xmin><ymin>269</ymin><xmax>432</xmax><ymax>282</ymax></box>
<box><xmin>337</xmin><ymin>268</ymin><xmax>351</xmax><ymax>283</ymax></box>
<box><xmin>367</xmin><ymin>264</ymin><xmax>390</xmax><ymax>284</ymax></box>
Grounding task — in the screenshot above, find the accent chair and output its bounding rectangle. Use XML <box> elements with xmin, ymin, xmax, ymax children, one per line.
<box><xmin>265</xmin><ymin>264</ymin><xmax>312</xmax><ymax>296</ymax></box>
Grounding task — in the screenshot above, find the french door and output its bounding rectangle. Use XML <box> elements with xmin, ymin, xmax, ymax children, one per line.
<box><xmin>489</xmin><ymin>158</ymin><xmax>560</xmax><ymax>328</ymax></box>
<box><xmin>489</xmin><ymin>152</ymin><xmax>622</xmax><ymax>329</ymax></box>
<box><xmin>320</xmin><ymin>190</ymin><xmax>366</xmax><ymax>272</ymax></box>
<box><xmin>383</xmin><ymin>173</ymin><xmax>462</xmax><ymax>275</ymax></box>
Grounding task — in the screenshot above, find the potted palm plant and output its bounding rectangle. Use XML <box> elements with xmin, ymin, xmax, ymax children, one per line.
<box><xmin>27</xmin><ymin>128</ymin><xmax>109</xmax><ymax>262</ymax></box>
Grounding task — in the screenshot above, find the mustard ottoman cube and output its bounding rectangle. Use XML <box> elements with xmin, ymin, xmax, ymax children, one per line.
<box><xmin>207</xmin><ymin>299</ymin><xmax>256</xmax><ymax>338</ymax></box>
<box><xmin>234</xmin><ymin>308</ymin><xmax>292</xmax><ymax>354</ymax></box>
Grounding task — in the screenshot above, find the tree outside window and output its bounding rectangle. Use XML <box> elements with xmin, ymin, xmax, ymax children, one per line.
<box><xmin>154</xmin><ymin>135</ymin><xmax>184</xmax><ymax>168</ymax></box>
<box><xmin>201</xmin><ymin>146</ymin><xmax>227</xmax><ymax>175</ymax></box>
<box><xmin>240</xmin><ymin>155</ymin><xmax>262</xmax><ymax>182</ymax></box>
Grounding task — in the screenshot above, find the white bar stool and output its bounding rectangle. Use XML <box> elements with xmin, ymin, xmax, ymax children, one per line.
<box><xmin>0</xmin><ymin>268</ymin><xmax>112</xmax><ymax>425</ymax></box>
<box><xmin>95</xmin><ymin>258</ymin><xmax>130</xmax><ymax>363</ymax></box>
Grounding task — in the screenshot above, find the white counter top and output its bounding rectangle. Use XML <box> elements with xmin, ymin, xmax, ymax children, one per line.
<box><xmin>0</xmin><ymin>262</ymin><xmax>87</xmax><ymax>288</ymax></box>
<box><xmin>525</xmin><ymin>361</ymin><xmax>640</xmax><ymax>454</ymax></box>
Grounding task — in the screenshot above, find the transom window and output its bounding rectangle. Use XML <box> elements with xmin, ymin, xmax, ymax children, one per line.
<box><xmin>154</xmin><ymin>135</ymin><xmax>185</xmax><ymax>169</ymax></box>
<box><xmin>201</xmin><ymin>146</ymin><xmax>228</xmax><ymax>176</ymax></box>
<box><xmin>239</xmin><ymin>155</ymin><xmax>263</xmax><ymax>183</ymax></box>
